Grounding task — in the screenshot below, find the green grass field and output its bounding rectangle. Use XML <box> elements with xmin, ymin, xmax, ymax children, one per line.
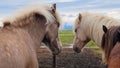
<box><xmin>59</xmin><ymin>30</ymin><xmax>74</xmax><ymax>46</ymax></box>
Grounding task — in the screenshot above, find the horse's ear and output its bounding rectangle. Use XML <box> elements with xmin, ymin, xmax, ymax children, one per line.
<box><xmin>103</xmin><ymin>25</ymin><xmax>108</xmax><ymax>33</ymax></box>
<box><xmin>79</xmin><ymin>13</ymin><xmax>82</xmax><ymax>21</ymax></box>
<box><xmin>52</xmin><ymin>3</ymin><xmax>56</xmax><ymax>13</ymax></box>
<box><xmin>3</xmin><ymin>22</ymin><xmax>10</xmax><ymax>27</ymax></box>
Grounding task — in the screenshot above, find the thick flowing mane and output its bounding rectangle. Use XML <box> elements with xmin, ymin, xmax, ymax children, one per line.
<box><xmin>76</xmin><ymin>11</ymin><xmax>120</xmax><ymax>46</ymax></box>
<box><xmin>102</xmin><ymin>26</ymin><xmax>120</xmax><ymax>63</ymax></box>
<box><xmin>3</xmin><ymin>4</ymin><xmax>61</xmax><ymax>27</ymax></box>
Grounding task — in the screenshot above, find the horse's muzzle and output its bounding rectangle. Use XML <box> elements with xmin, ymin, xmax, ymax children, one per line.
<box><xmin>73</xmin><ymin>46</ymin><xmax>81</xmax><ymax>53</ymax></box>
<box><xmin>53</xmin><ymin>46</ymin><xmax>62</xmax><ymax>55</ymax></box>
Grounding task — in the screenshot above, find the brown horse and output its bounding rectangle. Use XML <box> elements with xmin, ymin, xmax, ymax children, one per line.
<box><xmin>73</xmin><ymin>12</ymin><xmax>120</xmax><ymax>64</ymax></box>
<box><xmin>0</xmin><ymin>4</ymin><xmax>62</xmax><ymax>68</ymax></box>
<box><xmin>102</xmin><ymin>25</ymin><xmax>120</xmax><ymax>68</ymax></box>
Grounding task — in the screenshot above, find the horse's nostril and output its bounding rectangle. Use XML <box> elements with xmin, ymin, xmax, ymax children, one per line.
<box><xmin>58</xmin><ymin>48</ymin><xmax>60</xmax><ymax>53</ymax></box>
<box><xmin>57</xmin><ymin>47</ymin><xmax>61</xmax><ymax>54</ymax></box>
<box><xmin>73</xmin><ymin>47</ymin><xmax>81</xmax><ymax>53</ymax></box>
<box><xmin>52</xmin><ymin>47</ymin><xmax>61</xmax><ymax>55</ymax></box>
<box><xmin>58</xmin><ymin>46</ymin><xmax>62</xmax><ymax>52</ymax></box>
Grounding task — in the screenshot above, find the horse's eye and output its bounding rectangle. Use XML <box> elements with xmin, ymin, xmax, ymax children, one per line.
<box><xmin>57</xmin><ymin>22</ymin><xmax>60</xmax><ymax>27</ymax></box>
<box><xmin>75</xmin><ymin>29</ymin><xmax>77</xmax><ymax>33</ymax></box>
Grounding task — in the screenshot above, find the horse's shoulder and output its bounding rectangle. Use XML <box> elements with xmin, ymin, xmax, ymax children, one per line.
<box><xmin>108</xmin><ymin>56</ymin><xmax>120</xmax><ymax>68</ymax></box>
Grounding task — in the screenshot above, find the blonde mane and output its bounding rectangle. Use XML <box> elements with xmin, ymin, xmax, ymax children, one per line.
<box><xmin>3</xmin><ymin>4</ymin><xmax>61</xmax><ymax>27</ymax></box>
<box><xmin>76</xmin><ymin>11</ymin><xmax>120</xmax><ymax>46</ymax></box>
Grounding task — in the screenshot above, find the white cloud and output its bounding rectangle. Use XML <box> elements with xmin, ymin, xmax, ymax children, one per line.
<box><xmin>106</xmin><ymin>10</ymin><xmax>120</xmax><ymax>20</ymax></box>
<box><xmin>61</xmin><ymin>11</ymin><xmax>78</xmax><ymax>23</ymax></box>
<box><xmin>86</xmin><ymin>8</ymin><xmax>120</xmax><ymax>20</ymax></box>
<box><xmin>60</xmin><ymin>11</ymin><xmax>78</xmax><ymax>29</ymax></box>
<box><xmin>102</xmin><ymin>0</ymin><xmax>120</xmax><ymax>4</ymax></box>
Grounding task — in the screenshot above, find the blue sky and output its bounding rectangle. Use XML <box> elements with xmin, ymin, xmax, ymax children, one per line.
<box><xmin>1</xmin><ymin>0</ymin><xmax>120</xmax><ymax>14</ymax></box>
<box><xmin>0</xmin><ymin>0</ymin><xmax>120</xmax><ymax>29</ymax></box>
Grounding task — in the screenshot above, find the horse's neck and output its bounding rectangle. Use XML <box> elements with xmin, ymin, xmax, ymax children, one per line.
<box><xmin>81</xmin><ymin>18</ymin><xmax>102</xmax><ymax>46</ymax></box>
<box><xmin>82</xmin><ymin>16</ymin><xmax>120</xmax><ymax>47</ymax></box>
<box><xmin>23</xmin><ymin>23</ymin><xmax>46</xmax><ymax>50</ymax></box>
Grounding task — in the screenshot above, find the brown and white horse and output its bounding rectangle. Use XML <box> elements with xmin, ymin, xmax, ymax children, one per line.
<box><xmin>0</xmin><ymin>4</ymin><xmax>62</xmax><ymax>68</ymax></box>
<box><xmin>73</xmin><ymin>12</ymin><xmax>120</xmax><ymax>64</ymax></box>
<box><xmin>102</xmin><ymin>25</ymin><xmax>120</xmax><ymax>68</ymax></box>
